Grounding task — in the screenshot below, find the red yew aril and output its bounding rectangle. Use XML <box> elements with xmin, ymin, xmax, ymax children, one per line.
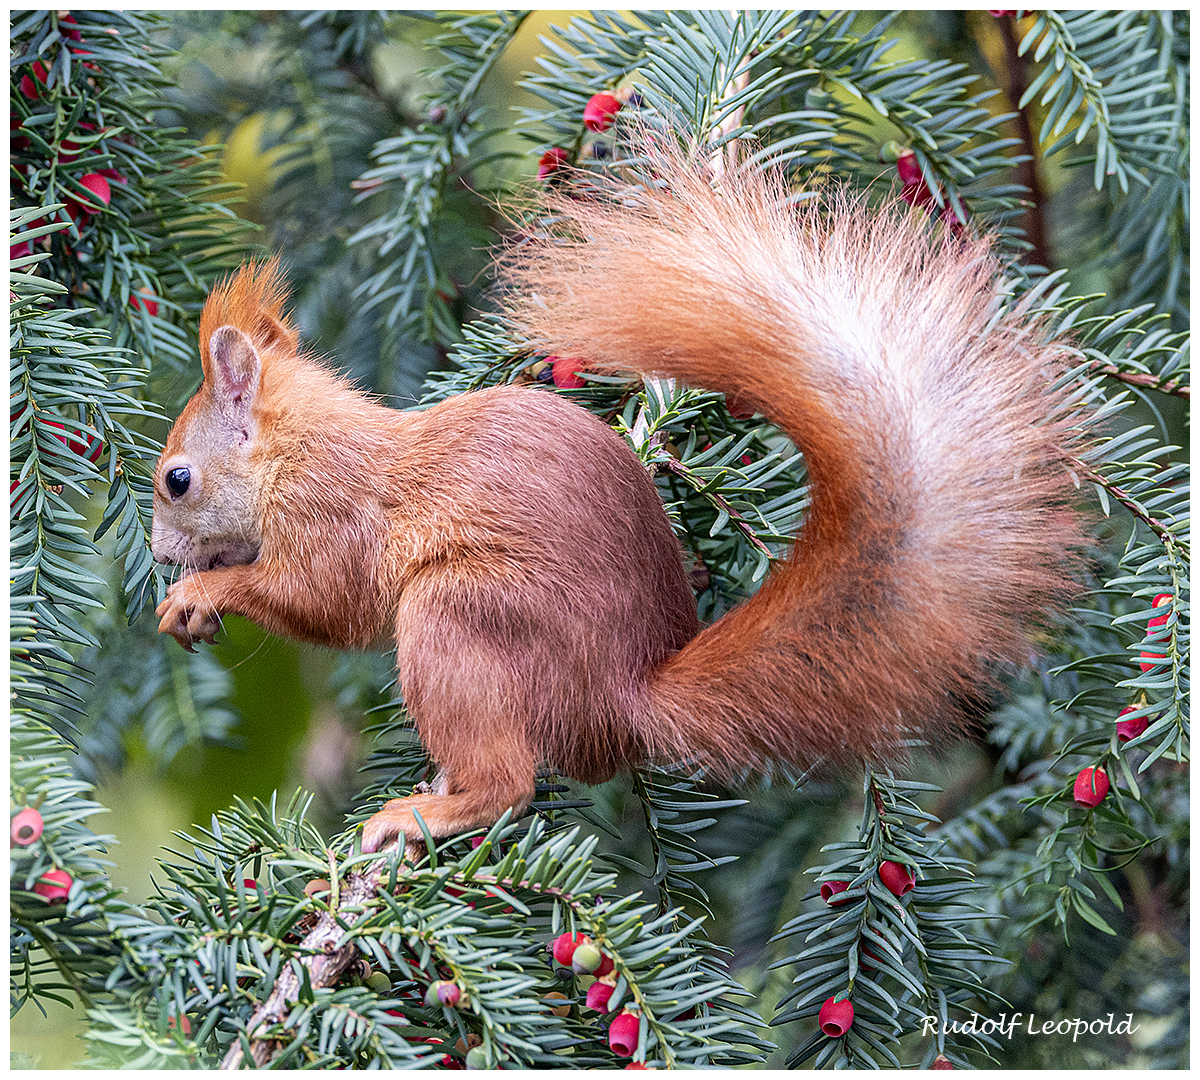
<box><xmin>11</xmin><ymin>807</ymin><xmax>44</xmax><ymax>846</ymax></box>
<box><xmin>1115</xmin><ymin>706</ymin><xmax>1149</xmax><ymax>743</ymax></box>
<box><xmin>550</xmin><ymin>356</ymin><xmax>587</xmax><ymax>389</ymax></box>
<box><xmin>19</xmin><ymin>61</ymin><xmax>48</xmax><ymax>99</ymax></box>
<box><xmin>66</xmin><ymin>173</ymin><xmax>112</xmax><ymax>224</ymax></box>
<box><xmin>931</xmin><ymin>1053</ymin><xmax>954</xmax><ymax>1068</ymax></box>
<box><xmin>879</xmin><ymin>860</ymin><xmax>915</xmax><ymax>896</ymax></box>
<box><xmin>552</xmin><ymin>930</ymin><xmax>586</xmax><ymax>967</ymax></box>
<box><xmin>820</xmin><ymin>880</ymin><xmax>851</xmax><ymax>905</ymax></box>
<box><xmin>538</xmin><ymin>147</ymin><xmax>569</xmax><ymax>180</ymax></box>
<box><xmin>584</xmin><ymin>91</ymin><xmax>623</xmax><ymax>133</ymax></box>
<box><xmin>1140</xmin><ymin>593</ymin><xmax>1173</xmax><ymax>671</ymax></box>
<box><xmin>818</xmin><ymin>996</ymin><xmax>854</xmax><ymax>1037</ymax></box>
<box><xmin>79</xmin><ymin>172</ymin><xmax>112</xmax><ymax>207</ymax></box>
<box><xmin>34</xmin><ymin>868</ymin><xmax>72</xmax><ymax>902</ymax></box>
<box><xmin>896</xmin><ymin>149</ymin><xmax>935</xmax><ymax>209</ymax></box>
<box><xmin>131</xmin><ymin>288</ymin><xmax>159</xmax><ymax>317</ymax></box>
<box><xmin>45</xmin><ymin>420</ymin><xmax>103</xmax><ymax>463</ymax></box>
<box><xmin>586</xmin><ymin>980</ymin><xmax>615</xmax><ymax>1013</ymax></box>
<box><xmin>608</xmin><ymin>1010</ymin><xmax>640</xmax><ymax>1056</ymax></box>
<box><xmin>724</xmin><ymin>392</ymin><xmax>756</xmax><ymax>419</ymax></box>
<box><xmin>1073</xmin><ymin>766</ymin><xmax>1109</xmax><ymax>807</ymax></box>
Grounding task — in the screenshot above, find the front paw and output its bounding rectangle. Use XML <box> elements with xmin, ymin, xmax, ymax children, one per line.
<box><xmin>155</xmin><ymin>576</ymin><xmax>221</xmax><ymax>651</ymax></box>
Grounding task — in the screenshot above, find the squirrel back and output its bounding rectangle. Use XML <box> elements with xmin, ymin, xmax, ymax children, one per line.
<box><xmin>500</xmin><ymin>144</ymin><xmax>1088</xmax><ymax>775</ymax></box>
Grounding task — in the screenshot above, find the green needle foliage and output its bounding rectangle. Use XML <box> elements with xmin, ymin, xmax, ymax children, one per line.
<box><xmin>10</xmin><ymin>9</ymin><xmax>1188</xmax><ymax>1070</ymax></box>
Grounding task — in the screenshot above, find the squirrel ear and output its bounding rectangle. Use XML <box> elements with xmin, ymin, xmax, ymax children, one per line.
<box><xmin>255</xmin><ymin>311</ymin><xmax>297</xmax><ymax>355</ymax></box>
<box><xmin>207</xmin><ymin>325</ymin><xmax>261</xmax><ymax>411</ymax></box>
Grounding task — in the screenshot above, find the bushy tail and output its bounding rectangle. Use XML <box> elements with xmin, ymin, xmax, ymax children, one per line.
<box><xmin>500</xmin><ymin>144</ymin><xmax>1087</xmax><ymax>776</ymax></box>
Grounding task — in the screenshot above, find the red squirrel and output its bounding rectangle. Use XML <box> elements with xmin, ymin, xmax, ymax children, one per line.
<box><xmin>151</xmin><ymin>144</ymin><xmax>1085</xmax><ymax>854</ymax></box>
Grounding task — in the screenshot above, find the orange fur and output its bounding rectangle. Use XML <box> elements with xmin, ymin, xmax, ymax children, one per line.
<box><xmin>151</xmin><ymin>143</ymin><xmax>1087</xmax><ymax>852</ymax></box>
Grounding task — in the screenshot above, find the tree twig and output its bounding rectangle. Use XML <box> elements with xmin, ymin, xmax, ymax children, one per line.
<box><xmin>1088</xmin><ymin>360</ymin><xmax>1190</xmax><ymax>400</ymax></box>
<box><xmin>1067</xmin><ymin>454</ymin><xmax>1179</xmax><ymax>543</ymax></box>
<box><xmin>220</xmin><ymin>843</ymin><xmax>409</xmax><ymax>1070</ymax></box>
<box><xmin>994</xmin><ymin>12</ymin><xmax>1051</xmax><ymax>269</ymax></box>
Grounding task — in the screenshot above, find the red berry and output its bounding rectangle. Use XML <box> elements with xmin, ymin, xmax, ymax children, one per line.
<box><xmin>1149</xmin><ymin>592</ymin><xmax>1173</xmax><ymax>623</ymax></box>
<box><xmin>79</xmin><ymin>172</ymin><xmax>112</xmax><ymax>208</ymax></box>
<box><xmin>624</xmin><ymin>1065</ymin><xmax>650</xmax><ymax>1071</ymax></box>
<box><xmin>11</xmin><ymin>807</ymin><xmax>44</xmax><ymax>846</ymax></box>
<box><xmin>820</xmin><ymin>880</ymin><xmax>851</xmax><ymax>905</ymax></box>
<box><xmin>878</xmin><ymin>860</ymin><xmax>915</xmax><ymax>896</ymax></box>
<box><xmin>1115</xmin><ymin>706</ymin><xmax>1149</xmax><ymax>744</ymax></box>
<box><xmin>724</xmin><ymin>392</ymin><xmax>756</xmax><ymax>419</ymax></box>
<box><xmin>33</xmin><ymin>868</ymin><xmax>72</xmax><ymax>903</ymax></box>
<box><xmin>19</xmin><ymin>61</ymin><xmax>47</xmax><ymax>99</ymax></box>
<box><xmin>537</xmin><ymin>147</ymin><xmax>569</xmax><ymax>180</ymax></box>
<box><xmin>987</xmin><ymin>10</ymin><xmax>1017</xmax><ymax>16</ymax></box>
<box><xmin>1073</xmin><ymin>767</ymin><xmax>1109</xmax><ymax>808</ymax></box>
<box><xmin>895</xmin><ymin>149</ymin><xmax>922</xmax><ymax>187</ymax></box>
<box><xmin>552</xmin><ymin>930</ymin><xmax>586</xmax><ymax>967</ymax></box>
<box><xmin>594</xmin><ymin>951</ymin><xmax>614</xmax><ymax>977</ymax></box>
<box><xmin>131</xmin><ymin>288</ymin><xmax>159</xmax><ymax>317</ymax></box>
<box><xmin>583</xmin><ymin>91</ymin><xmax>623</xmax><ymax>133</ymax></box>
<box><xmin>939</xmin><ymin>201</ymin><xmax>967</xmax><ymax>238</ymax></box>
<box><xmin>818</xmin><ymin>996</ymin><xmax>854</xmax><ymax>1037</ymax></box>
<box><xmin>11</xmin><ymin>241</ymin><xmax>33</xmax><ymax>261</ymax></box>
<box><xmin>608</xmin><ymin>1010</ymin><xmax>640</xmax><ymax>1057</ymax></box>
<box><xmin>242</xmin><ymin>878</ymin><xmax>257</xmax><ymax>889</ymax></box>
<box><xmin>1140</xmin><ymin>593</ymin><xmax>1173</xmax><ymax>671</ymax></box>
<box><xmin>168</xmin><ymin>1014</ymin><xmax>193</xmax><ymax>1036</ymax></box>
<box><xmin>896</xmin><ymin>149</ymin><xmax>937</xmax><ymax>209</ymax></box>
<box><xmin>58</xmin><ymin>131</ymin><xmax>86</xmax><ymax>164</ymax></box>
<box><xmin>45</xmin><ymin>419</ymin><xmax>103</xmax><ymax>463</ymax></box>
<box><xmin>586</xmin><ymin>980</ymin><xmax>615</xmax><ymax>1013</ymax></box>
<box><xmin>931</xmin><ymin>1053</ymin><xmax>954</xmax><ymax>1068</ymax></box>
<box><xmin>550</xmin><ymin>356</ymin><xmax>587</xmax><ymax>389</ymax></box>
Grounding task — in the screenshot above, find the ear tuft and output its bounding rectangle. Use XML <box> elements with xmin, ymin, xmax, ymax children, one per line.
<box><xmin>209</xmin><ymin>325</ymin><xmax>261</xmax><ymax>407</ymax></box>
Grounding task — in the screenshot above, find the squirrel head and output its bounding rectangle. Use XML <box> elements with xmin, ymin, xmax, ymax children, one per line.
<box><xmin>151</xmin><ymin>260</ymin><xmax>296</xmax><ymax>572</ymax></box>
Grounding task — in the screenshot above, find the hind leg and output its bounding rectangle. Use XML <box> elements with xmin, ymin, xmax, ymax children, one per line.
<box><xmin>361</xmin><ymin>744</ymin><xmax>535</xmax><ymax>853</ymax></box>
<box><xmin>361</xmin><ymin>596</ymin><xmax>538</xmax><ymax>854</ymax></box>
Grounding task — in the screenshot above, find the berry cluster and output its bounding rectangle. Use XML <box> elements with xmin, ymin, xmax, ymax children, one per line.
<box><xmin>11</xmin><ymin>15</ymin><xmax>160</xmax><ymax>320</ymax></box>
<box><xmin>10</xmin><ymin>806</ymin><xmax>73</xmax><ymax>902</ymax></box>
<box><xmin>811</xmin><ymin>859</ymin><xmax>920</xmax><ymax>1048</ymax></box>
<box><xmin>537</xmin><ymin>88</ymin><xmax>631</xmax><ymax>181</ymax></box>
<box><xmin>1071</xmin><ymin>591</ymin><xmax>1174</xmax><ymax>810</ymax></box>
<box><xmin>549</xmin><ymin>930</ymin><xmax>649</xmax><ymax>1064</ymax></box>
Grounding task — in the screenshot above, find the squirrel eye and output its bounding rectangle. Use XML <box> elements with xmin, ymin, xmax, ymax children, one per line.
<box><xmin>165</xmin><ymin>466</ymin><xmax>191</xmax><ymax>498</ymax></box>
